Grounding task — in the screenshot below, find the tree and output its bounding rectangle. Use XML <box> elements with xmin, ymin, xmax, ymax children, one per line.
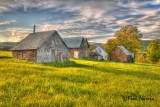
<box><xmin>104</xmin><ymin>38</ymin><xmax>118</xmax><ymax>53</ymax></box>
<box><xmin>104</xmin><ymin>25</ymin><xmax>142</xmax><ymax>53</ymax></box>
<box><xmin>146</xmin><ymin>40</ymin><xmax>160</xmax><ymax>63</ymax></box>
<box><xmin>88</xmin><ymin>43</ymin><xmax>97</xmax><ymax>54</ymax></box>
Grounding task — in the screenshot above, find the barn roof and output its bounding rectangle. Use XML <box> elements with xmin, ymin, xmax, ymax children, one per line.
<box><xmin>118</xmin><ymin>46</ymin><xmax>131</xmax><ymax>55</ymax></box>
<box><xmin>11</xmin><ymin>30</ymin><xmax>57</xmax><ymax>50</ymax></box>
<box><xmin>95</xmin><ymin>46</ymin><xmax>106</xmax><ymax>52</ymax></box>
<box><xmin>63</xmin><ymin>37</ymin><xmax>84</xmax><ymax>48</ymax></box>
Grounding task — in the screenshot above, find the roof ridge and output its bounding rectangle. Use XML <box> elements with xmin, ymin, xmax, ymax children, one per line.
<box><xmin>117</xmin><ymin>46</ymin><xmax>131</xmax><ymax>55</ymax></box>
<box><xmin>62</xmin><ymin>37</ymin><xmax>84</xmax><ymax>39</ymax></box>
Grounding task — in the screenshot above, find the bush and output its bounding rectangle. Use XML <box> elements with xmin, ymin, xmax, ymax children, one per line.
<box><xmin>135</xmin><ymin>53</ymin><xmax>148</xmax><ymax>63</ymax></box>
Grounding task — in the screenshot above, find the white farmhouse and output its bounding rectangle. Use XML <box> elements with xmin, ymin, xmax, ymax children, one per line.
<box><xmin>94</xmin><ymin>46</ymin><xmax>108</xmax><ymax>60</ymax></box>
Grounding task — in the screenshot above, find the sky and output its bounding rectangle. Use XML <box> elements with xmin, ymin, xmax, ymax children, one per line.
<box><xmin>0</xmin><ymin>0</ymin><xmax>159</xmax><ymax>43</ymax></box>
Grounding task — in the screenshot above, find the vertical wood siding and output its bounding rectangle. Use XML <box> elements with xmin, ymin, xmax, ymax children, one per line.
<box><xmin>12</xmin><ymin>50</ymin><xmax>37</xmax><ymax>62</ymax></box>
<box><xmin>79</xmin><ymin>39</ymin><xmax>89</xmax><ymax>58</ymax></box>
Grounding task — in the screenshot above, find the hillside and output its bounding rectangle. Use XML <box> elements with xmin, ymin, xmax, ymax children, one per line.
<box><xmin>0</xmin><ymin>42</ymin><xmax>17</xmax><ymax>50</ymax></box>
<box><xmin>141</xmin><ymin>39</ymin><xmax>160</xmax><ymax>52</ymax></box>
<box><xmin>0</xmin><ymin>51</ymin><xmax>160</xmax><ymax>107</ymax></box>
<box><xmin>141</xmin><ymin>40</ymin><xmax>151</xmax><ymax>52</ymax></box>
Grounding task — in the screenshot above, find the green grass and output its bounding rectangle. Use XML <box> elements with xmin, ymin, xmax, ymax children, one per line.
<box><xmin>0</xmin><ymin>51</ymin><xmax>160</xmax><ymax>107</ymax></box>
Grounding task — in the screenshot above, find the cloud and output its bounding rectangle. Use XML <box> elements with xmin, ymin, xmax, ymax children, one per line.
<box><xmin>139</xmin><ymin>21</ymin><xmax>160</xmax><ymax>39</ymax></box>
<box><xmin>0</xmin><ymin>27</ymin><xmax>31</xmax><ymax>42</ymax></box>
<box><xmin>139</xmin><ymin>22</ymin><xmax>159</xmax><ymax>33</ymax></box>
<box><xmin>0</xmin><ymin>20</ymin><xmax>16</xmax><ymax>25</ymax></box>
<box><xmin>87</xmin><ymin>35</ymin><xmax>114</xmax><ymax>43</ymax></box>
<box><xmin>36</xmin><ymin>23</ymin><xmax>88</xmax><ymax>31</ymax></box>
<box><xmin>137</xmin><ymin>10</ymin><xmax>160</xmax><ymax>22</ymax></box>
<box><xmin>0</xmin><ymin>0</ymin><xmax>159</xmax><ymax>42</ymax></box>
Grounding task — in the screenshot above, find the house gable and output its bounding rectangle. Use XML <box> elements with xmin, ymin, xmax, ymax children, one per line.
<box><xmin>37</xmin><ymin>31</ymin><xmax>70</xmax><ymax>63</ymax></box>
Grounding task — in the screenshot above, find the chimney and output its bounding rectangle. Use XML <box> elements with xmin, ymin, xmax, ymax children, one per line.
<box><xmin>33</xmin><ymin>25</ymin><xmax>35</xmax><ymax>33</ymax></box>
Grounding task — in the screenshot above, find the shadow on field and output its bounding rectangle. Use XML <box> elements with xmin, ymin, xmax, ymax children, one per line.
<box><xmin>43</xmin><ymin>61</ymin><xmax>160</xmax><ymax>80</ymax></box>
<box><xmin>0</xmin><ymin>56</ymin><xmax>12</xmax><ymax>59</ymax></box>
<box><xmin>134</xmin><ymin>63</ymin><xmax>160</xmax><ymax>67</ymax></box>
<box><xmin>43</xmin><ymin>61</ymin><xmax>90</xmax><ymax>68</ymax></box>
<box><xmin>93</xmin><ymin>66</ymin><xmax>160</xmax><ymax>80</ymax></box>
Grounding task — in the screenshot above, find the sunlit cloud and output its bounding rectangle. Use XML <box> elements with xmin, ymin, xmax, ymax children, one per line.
<box><xmin>0</xmin><ymin>28</ymin><xmax>31</xmax><ymax>42</ymax></box>
<box><xmin>0</xmin><ymin>20</ymin><xmax>16</xmax><ymax>25</ymax></box>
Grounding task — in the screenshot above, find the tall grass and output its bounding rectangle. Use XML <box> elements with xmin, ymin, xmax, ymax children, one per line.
<box><xmin>0</xmin><ymin>51</ymin><xmax>160</xmax><ymax>107</ymax></box>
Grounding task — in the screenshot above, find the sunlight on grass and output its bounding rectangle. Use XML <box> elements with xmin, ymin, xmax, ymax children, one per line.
<box><xmin>0</xmin><ymin>51</ymin><xmax>160</xmax><ymax>106</ymax></box>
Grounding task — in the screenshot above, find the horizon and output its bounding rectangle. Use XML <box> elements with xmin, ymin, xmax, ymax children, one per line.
<box><xmin>0</xmin><ymin>0</ymin><xmax>160</xmax><ymax>43</ymax></box>
<box><xmin>0</xmin><ymin>38</ymin><xmax>159</xmax><ymax>44</ymax></box>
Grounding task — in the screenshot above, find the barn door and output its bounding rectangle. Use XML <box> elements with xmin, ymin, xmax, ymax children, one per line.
<box><xmin>74</xmin><ymin>51</ymin><xmax>79</xmax><ymax>58</ymax></box>
<box><xmin>56</xmin><ymin>51</ymin><xmax>61</xmax><ymax>62</ymax></box>
<box><xmin>51</xmin><ymin>49</ymin><xmax>62</xmax><ymax>62</ymax></box>
<box><xmin>17</xmin><ymin>51</ymin><xmax>23</xmax><ymax>59</ymax></box>
<box><xmin>51</xmin><ymin>49</ymin><xmax>56</xmax><ymax>61</ymax></box>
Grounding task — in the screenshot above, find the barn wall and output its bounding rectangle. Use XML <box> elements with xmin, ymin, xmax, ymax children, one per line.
<box><xmin>98</xmin><ymin>56</ymin><xmax>103</xmax><ymax>61</ymax></box>
<box><xmin>12</xmin><ymin>50</ymin><xmax>37</xmax><ymax>62</ymax></box>
<box><xmin>37</xmin><ymin>32</ymin><xmax>70</xmax><ymax>63</ymax></box>
<box><xmin>109</xmin><ymin>47</ymin><xmax>129</xmax><ymax>62</ymax></box>
<box><xmin>79</xmin><ymin>39</ymin><xmax>89</xmax><ymax>58</ymax></box>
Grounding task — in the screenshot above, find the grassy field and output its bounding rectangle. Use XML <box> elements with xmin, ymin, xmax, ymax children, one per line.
<box><xmin>0</xmin><ymin>51</ymin><xmax>160</xmax><ymax>107</ymax></box>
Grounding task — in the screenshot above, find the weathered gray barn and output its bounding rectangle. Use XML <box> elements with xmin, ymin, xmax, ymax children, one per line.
<box><xmin>11</xmin><ymin>30</ymin><xmax>70</xmax><ymax>63</ymax></box>
<box><xmin>63</xmin><ymin>37</ymin><xmax>89</xmax><ymax>58</ymax></box>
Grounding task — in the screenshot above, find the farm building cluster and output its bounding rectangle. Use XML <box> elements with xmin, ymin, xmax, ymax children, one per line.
<box><xmin>89</xmin><ymin>45</ymin><xmax>134</xmax><ymax>62</ymax></box>
<box><xmin>11</xmin><ymin>28</ymin><xmax>135</xmax><ymax>63</ymax></box>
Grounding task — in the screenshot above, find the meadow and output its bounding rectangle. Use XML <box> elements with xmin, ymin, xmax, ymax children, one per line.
<box><xmin>0</xmin><ymin>51</ymin><xmax>160</xmax><ymax>107</ymax></box>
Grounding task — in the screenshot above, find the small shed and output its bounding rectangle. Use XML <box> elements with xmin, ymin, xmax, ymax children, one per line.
<box><xmin>63</xmin><ymin>37</ymin><xmax>89</xmax><ymax>58</ymax></box>
<box><xmin>109</xmin><ymin>46</ymin><xmax>134</xmax><ymax>63</ymax></box>
<box><xmin>11</xmin><ymin>30</ymin><xmax>70</xmax><ymax>63</ymax></box>
<box><xmin>94</xmin><ymin>46</ymin><xmax>108</xmax><ymax>60</ymax></box>
<box><xmin>89</xmin><ymin>52</ymin><xmax>103</xmax><ymax>61</ymax></box>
